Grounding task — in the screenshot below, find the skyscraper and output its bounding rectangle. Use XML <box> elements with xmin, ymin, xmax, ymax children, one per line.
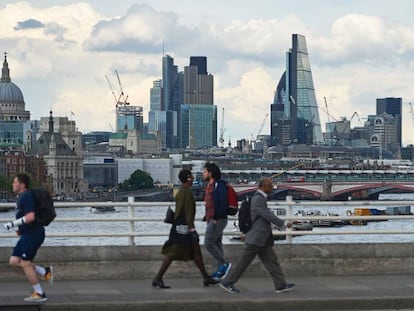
<box><xmin>181</xmin><ymin>57</ymin><xmax>216</xmax><ymax>148</ymax></box>
<box><xmin>271</xmin><ymin>34</ymin><xmax>323</xmax><ymax>145</ymax></box>
<box><xmin>190</xmin><ymin>56</ymin><xmax>207</xmax><ymax>75</ymax></box>
<box><xmin>161</xmin><ymin>55</ymin><xmax>180</xmax><ymax>148</ymax></box>
<box><xmin>376</xmin><ymin>97</ymin><xmax>402</xmax><ymax>147</ymax></box>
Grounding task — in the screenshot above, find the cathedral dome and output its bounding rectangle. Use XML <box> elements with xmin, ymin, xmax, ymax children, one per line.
<box><xmin>0</xmin><ymin>81</ymin><xmax>24</xmax><ymax>104</ymax></box>
<box><xmin>0</xmin><ymin>53</ymin><xmax>25</xmax><ymax>104</ymax></box>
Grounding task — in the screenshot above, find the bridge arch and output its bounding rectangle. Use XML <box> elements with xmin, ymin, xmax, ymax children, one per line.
<box><xmin>332</xmin><ymin>183</ymin><xmax>414</xmax><ymax>198</ymax></box>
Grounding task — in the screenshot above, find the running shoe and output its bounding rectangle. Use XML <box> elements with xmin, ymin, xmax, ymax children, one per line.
<box><xmin>24</xmin><ymin>292</ymin><xmax>47</xmax><ymax>302</ymax></box>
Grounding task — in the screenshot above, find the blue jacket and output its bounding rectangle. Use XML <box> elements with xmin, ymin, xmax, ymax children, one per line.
<box><xmin>213</xmin><ymin>180</ymin><xmax>228</xmax><ymax>220</ymax></box>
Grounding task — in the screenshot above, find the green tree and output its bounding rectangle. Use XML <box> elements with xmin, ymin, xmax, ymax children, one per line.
<box><xmin>119</xmin><ymin>169</ymin><xmax>154</xmax><ymax>191</ymax></box>
<box><xmin>0</xmin><ymin>174</ymin><xmax>12</xmax><ymax>198</ymax></box>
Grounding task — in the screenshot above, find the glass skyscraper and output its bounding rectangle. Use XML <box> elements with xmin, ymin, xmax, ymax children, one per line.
<box><xmin>181</xmin><ymin>104</ymin><xmax>217</xmax><ymax>148</ymax></box>
<box><xmin>271</xmin><ymin>34</ymin><xmax>323</xmax><ymax>145</ymax></box>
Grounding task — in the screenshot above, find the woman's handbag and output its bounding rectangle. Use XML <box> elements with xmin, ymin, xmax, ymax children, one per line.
<box><xmin>164</xmin><ymin>206</ymin><xmax>175</xmax><ymax>224</ymax></box>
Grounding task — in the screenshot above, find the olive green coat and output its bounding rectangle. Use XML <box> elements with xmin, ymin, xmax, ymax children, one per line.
<box><xmin>161</xmin><ymin>186</ymin><xmax>196</xmax><ymax>261</ymax></box>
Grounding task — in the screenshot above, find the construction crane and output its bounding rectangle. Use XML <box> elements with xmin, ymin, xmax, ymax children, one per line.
<box><xmin>269</xmin><ymin>163</ymin><xmax>305</xmax><ymax>180</ymax></box>
<box><xmin>409</xmin><ymin>102</ymin><xmax>414</xmax><ymax>125</ymax></box>
<box><xmin>349</xmin><ymin>111</ymin><xmax>363</xmax><ymax>126</ymax></box>
<box><xmin>336</xmin><ymin>111</ymin><xmax>362</xmax><ymax>146</ymax></box>
<box><xmin>324</xmin><ymin>97</ymin><xmax>334</xmax><ymax>145</ymax></box>
<box><xmin>115</xmin><ymin>70</ymin><xmax>129</xmax><ymax>106</ymax></box>
<box><xmin>219</xmin><ymin>107</ymin><xmax>225</xmax><ymax>148</ymax></box>
<box><xmin>105</xmin><ymin>75</ymin><xmax>120</xmax><ymax>106</ymax></box>
<box><xmin>318</xmin><ymin>103</ymin><xmax>338</xmax><ymax>122</ymax></box>
<box><xmin>257</xmin><ymin>113</ymin><xmax>269</xmax><ymax>137</ymax></box>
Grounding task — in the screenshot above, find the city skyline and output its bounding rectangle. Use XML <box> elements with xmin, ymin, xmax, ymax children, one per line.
<box><xmin>1</xmin><ymin>1</ymin><xmax>414</xmax><ymax>145</ymax></box>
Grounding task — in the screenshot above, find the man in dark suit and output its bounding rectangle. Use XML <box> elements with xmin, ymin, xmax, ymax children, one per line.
<box><xmin>220</xmin><ymin>177</ymin><xmax>295</xmax><ymax>293</ymax></box>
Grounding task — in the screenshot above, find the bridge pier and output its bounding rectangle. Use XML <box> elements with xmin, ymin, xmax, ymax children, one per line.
<box><xmin>320</xmin><ymin>180</ymin><xmax>332</xmax><ymax>200</ymax></box>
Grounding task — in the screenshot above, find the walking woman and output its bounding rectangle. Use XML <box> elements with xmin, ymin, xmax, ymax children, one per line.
<box><xmin>152</xmin><ymin>169</ymin><xmax>218</xmax><ymax>288</ymax></box>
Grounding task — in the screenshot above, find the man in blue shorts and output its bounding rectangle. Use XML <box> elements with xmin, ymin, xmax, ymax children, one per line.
<box><xmin>4</xmin><ymin>173</ymin><xmax>53</xmax><ymax>302</ymax></box>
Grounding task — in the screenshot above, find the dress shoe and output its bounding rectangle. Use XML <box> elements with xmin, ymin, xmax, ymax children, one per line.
<box><xmin>152</xmin><ymin>278</ymin><xmax>171</xmax><ymax>289</ymax></box>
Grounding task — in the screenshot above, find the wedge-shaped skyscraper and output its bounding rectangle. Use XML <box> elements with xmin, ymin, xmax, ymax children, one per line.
<box><xmin>271</xmin><ymin>34</ymin><xmax>323</xmax><ymax>145</ymax></box>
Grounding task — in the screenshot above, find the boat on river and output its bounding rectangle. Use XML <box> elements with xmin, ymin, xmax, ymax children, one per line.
<box><xmin>90</xmin><ymin>206</ymin><xmax>116</xmax><ymax>213</ymax></box>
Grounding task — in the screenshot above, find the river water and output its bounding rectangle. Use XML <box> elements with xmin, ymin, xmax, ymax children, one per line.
<box><xmin>0</xmin><ymin>193</ymin><xmax>413</xmax><ymax>246</ymax></box>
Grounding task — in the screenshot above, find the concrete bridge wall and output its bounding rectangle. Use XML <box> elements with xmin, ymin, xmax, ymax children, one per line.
<box><xmin>1</xmin><ymin>243</ymin><xmax>413</xmax><ymax>281</ymax></box>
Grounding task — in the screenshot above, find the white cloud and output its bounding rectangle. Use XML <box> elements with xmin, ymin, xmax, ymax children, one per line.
<box><xmin>312</xmin><ymin>14</ymin><xmax>414</xmax><ymax>64</ymax></box>
<box><xmin>216</xmin><ymin>65</ymin><xmax>275</xmax><ymax>140</ymax></box>
<box><xmin>85</xmin><ymin>3</ymin><xmax>196</xmax><ymax>53</ymax></box>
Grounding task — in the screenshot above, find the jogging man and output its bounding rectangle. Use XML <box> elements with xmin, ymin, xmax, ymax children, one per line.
<box><xmin>203</xmin><ymin>162</ymin><xmax>231</xmax><ymax>281</ymax></box>
<box><xmin>4</xmin><ymin>173</ymin><xmax>53</xmax><ymax>302</ymax></box>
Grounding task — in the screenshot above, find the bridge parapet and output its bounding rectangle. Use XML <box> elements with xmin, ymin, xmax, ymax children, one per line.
<box><xmin>0</xmin><ymin>243</ymin><xmax>412</xmax><ymax>281</ymax></box>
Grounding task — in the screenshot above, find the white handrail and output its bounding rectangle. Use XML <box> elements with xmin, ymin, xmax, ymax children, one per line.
<box><xmin>0</xmin><ymin>199</ymin><xmax>413</xmax><ymax>245</ymax></box>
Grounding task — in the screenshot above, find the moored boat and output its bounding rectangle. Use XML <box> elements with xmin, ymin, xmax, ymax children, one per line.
<box><xmin>90</xmin><ymin>206</ymin><xmax>116</xmax><ymax>213</ymax></box>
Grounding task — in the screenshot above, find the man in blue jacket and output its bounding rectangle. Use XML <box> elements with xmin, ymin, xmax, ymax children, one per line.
<box><xmin>220</xmin><ymin>177</ymin><xmax>295</xmax><ymax>293</ymax></box>
<box><xmin>203</xmin><ymin>162</ymin><xmax>231</xmax><ymax>281</ymax></box>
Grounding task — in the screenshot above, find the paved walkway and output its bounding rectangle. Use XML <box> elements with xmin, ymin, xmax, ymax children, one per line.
<box><xmin>1</xmin><ymin>275</ymin><xmax>414</xmax><ymax>311</ymax></box>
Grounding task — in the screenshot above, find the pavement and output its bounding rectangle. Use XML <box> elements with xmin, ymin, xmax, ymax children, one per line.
<box><xmin>1</xmin><ymin>275</ymin><xmax>414</xmax><ymax>311</ymax></box>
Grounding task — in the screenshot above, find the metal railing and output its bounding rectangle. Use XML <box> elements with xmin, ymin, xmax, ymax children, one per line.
<box><xmin>0</xmin><ymin>196</ymin><xmax>414</xmax><ymax>245</ymax></box>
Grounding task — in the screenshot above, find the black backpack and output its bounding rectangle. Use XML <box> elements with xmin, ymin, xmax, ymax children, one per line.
<box><xmin>238</xmin><ymin>196</ymin><xmax>253</xmax><ymax>234</ymax></box>
<box><xmin>31</xmin><ymin>188</ymin><xmax>56</xmax><ymax>226</ymax></box>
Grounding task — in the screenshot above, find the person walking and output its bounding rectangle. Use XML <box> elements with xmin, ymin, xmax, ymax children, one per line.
<box><xmin>4</xmin><ymin>173</ymin><xmax>53</xmax><ymax>302</ymax></box>
<box><xmin>220</xmin><ymin>177</ymin><xmax>295</xmax><ymax>294</ymax></box>
<box><xmin>203</xmin><ymin>162</ymin><xmax>231</xmax><ymax>281</ymax></box>
<box><xmin>153</xmin><ymin>169</ymin><xmax>218</xmax><ymax>288</ymax></box>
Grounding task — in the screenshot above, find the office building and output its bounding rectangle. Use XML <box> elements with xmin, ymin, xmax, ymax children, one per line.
<box><xmin>181</xmin><ymin>56</ymin><xmax>216</xmax><ymax>148</ymax></box>
<box><xmin>161</xmin><ymin>55</ymin><xmax>181</xmax><ymax>148</ymax></box>
<box><xmin>181</xmin><ymin>104</ymin><xmax>217</xmax><ymax>148</ymax></box>
<box><xmin>271</xmin><ymin>34</ymin><xmax>323</xmax><ymax>145</ymax></box>
<box><xmin>29</xmin><ymin>111</ymin><xmax>88</xmax><ymax>196</ymax></box>
<box><xmin>376</xmin><ymin>97</ymin><xmax>402</xmax><ymax>147</ymax></box>
<box><xmin>116</xmin><ymin>105</ymin><xmax>143</xmax><ymax>133</ymax></box>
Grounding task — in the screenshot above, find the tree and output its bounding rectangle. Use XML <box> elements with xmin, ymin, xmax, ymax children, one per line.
<box><xmin>0</xmin><ymin>174</ymin><xmax>12</xmax><ymax>199</ymax></box>
<box><xmin>119</xmin><ymin>169</ymin><xmax>154</xmax><ymax>191</ymax></box>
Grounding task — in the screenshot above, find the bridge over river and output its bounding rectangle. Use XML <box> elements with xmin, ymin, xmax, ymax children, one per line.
<box><xmin>234</xmin><ymin>180</ymin><xmax>414</xmax><ymax>200</ymax></box>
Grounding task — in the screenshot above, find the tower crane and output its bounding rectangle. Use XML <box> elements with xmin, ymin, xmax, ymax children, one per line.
<box><xmin>105</xmin><ymin>75</ymin><xmax>120</xmax><ymax>106</ymax></box>
<box><xmin>219</xmin><ymin>107</ymin><xmax>225</xmax><ymax>148</ymax></box>
<box><xmin>409</xmin><ymin>102</ymin><xmax>414</xmax><ymax>126</ymax></box>
<box><xmin>324</xmin><ymin>97</ymin><xmax>334</xmax><ymax>145</ymax></box>
<box><xmin>335</xmin><ymin>111</ymin><xmax>362</xmax><ymax>146</ymax></box>
<box><xmin>257</xmin><ymin>113</ymin><xmax>269</xmax><ymax>137</ymax></box>
<box><xmin>115</xmin><ymin>70</ymin><xmax>129</xmax><ymax>106</ymax></box>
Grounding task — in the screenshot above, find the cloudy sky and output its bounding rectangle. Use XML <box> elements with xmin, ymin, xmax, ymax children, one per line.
<box><xmin>1</xmin><ymin>0</ymin><xmax>414</xmax><ymax>145</ymax></box>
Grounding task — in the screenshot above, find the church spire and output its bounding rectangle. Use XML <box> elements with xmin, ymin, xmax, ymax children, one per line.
<box><xmin>1</xmin><ymin>52</ymin><xmax>11</xmax><ymax>83</ymax></box>
<box><xmin>49</xmin><ymin>110</ymin><xmax>54</xmax><ymax>133</ymax></box>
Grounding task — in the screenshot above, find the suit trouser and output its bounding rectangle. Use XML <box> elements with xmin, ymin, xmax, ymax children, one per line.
<box><xmin>204</xmin><ymin>219</ymin><xmax>227</xmax><ymax>266</ymax></box>
<box><xmin>225</xmin><ymin>243</ymin><xmax>286</xmax><ymax>289</ymax></box>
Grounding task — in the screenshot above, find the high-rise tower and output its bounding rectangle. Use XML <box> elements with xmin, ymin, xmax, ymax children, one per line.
<box><xmin>181</xmin><ymin>57</ymin><xmax>216</xmax><ymax>148</ymax></box>
<box><xmin>271</xmin><ymin>34</ymin><xmax>323</xmax><ymax>145</ymax></box>
<box><xmin>376</xmin><ymin>97</ymin><xmax>402</xmax><ymax>148</ymax></box>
